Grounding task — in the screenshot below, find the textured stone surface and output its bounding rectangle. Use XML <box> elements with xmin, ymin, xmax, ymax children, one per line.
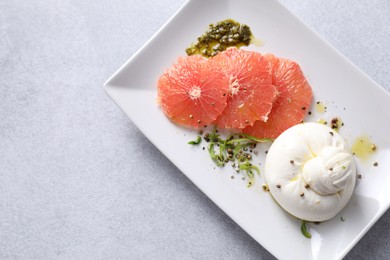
<box><xmin>1</xmin><ymin>0</ymin><xmax>389</xmax><ymax>259</ymax></box>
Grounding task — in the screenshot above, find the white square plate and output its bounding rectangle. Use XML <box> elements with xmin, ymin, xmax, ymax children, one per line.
<box><xmin>104</xmin><ymin>0</ymin><xmax>390</xmax><ymax>259</ymax></box>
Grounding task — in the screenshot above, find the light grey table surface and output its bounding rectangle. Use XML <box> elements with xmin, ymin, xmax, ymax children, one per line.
<box><xmin>1</xmin><ymin>0</ymin><xmax>390</xmax><ymax>259</ymax></box>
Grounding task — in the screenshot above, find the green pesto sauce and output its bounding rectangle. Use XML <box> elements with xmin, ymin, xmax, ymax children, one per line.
<box><xmin>186</xmin><ymin>19</ymin><xmax>253</xmax><ymax>58</ymax></box>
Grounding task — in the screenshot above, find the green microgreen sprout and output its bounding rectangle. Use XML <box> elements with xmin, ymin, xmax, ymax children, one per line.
<box><xmin>301</xmin><ymin>220</ymin><xmax>312</xmax><ymax>239</ymax></box>
<box><xmin>200</xmin><ymin>127</ymin><xmax>271</xmax><ymax>180</ymax></box>
<box><xmin>188</xmin><ymin>136</ymin><xmax>202</xmax><ymax>145</ymax></box>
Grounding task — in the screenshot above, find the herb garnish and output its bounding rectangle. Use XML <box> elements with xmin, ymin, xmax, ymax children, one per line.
<box><xmin>301</xmin><ymin>220</ymin><xmax>312</xmax><ymax>239</ymax></box>
<box><xmin>188</xmin><ymin>136</ymin><xmax>202</xmax><ymax>145</ymax></box>
<box><xmin>186</xmin><ymin>19</ymin><xmax>253</xmax><ymax>58</ymax></box>
<box><xmin>202</xmin><ymin>127</ymin><xmax>271</xmax><ymax>179</ymax></box>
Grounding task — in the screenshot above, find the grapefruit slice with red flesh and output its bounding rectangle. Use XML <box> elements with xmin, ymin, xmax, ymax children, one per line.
<box><xmin>243</xmin><ymin>54</ymin><xmax>313</xmax><ymax>139</ymax></box>
<box><xmin>157</xmin><ymin>55</ymin><xmax>229</xmax><ymax>128</ymax></box>
<box><xmin>211</xmin><ymin>48</ymin><xmax>278</xmax><ymax>129</ymax></box>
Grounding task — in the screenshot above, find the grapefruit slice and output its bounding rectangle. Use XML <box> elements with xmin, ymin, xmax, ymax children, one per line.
<box><xmin>211</xmin><ymin>48</ymin><xmax>278</xmax><ymax>129</ymax></box>
<box><xmin>157</xmin><ymin>55</ymin><xmax>229</xmax><ymax>128</ymax></box>
<box><xmin>243</xmin><ymin>54</ymin><xmax>313</xmax><ymax>139</ymax></box>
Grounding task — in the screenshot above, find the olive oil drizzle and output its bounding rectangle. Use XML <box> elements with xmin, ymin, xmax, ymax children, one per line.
<box><xmin>351</xmin><ymin>136</ymin><xmax>377</xmax><ymax>161</ymax></box>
